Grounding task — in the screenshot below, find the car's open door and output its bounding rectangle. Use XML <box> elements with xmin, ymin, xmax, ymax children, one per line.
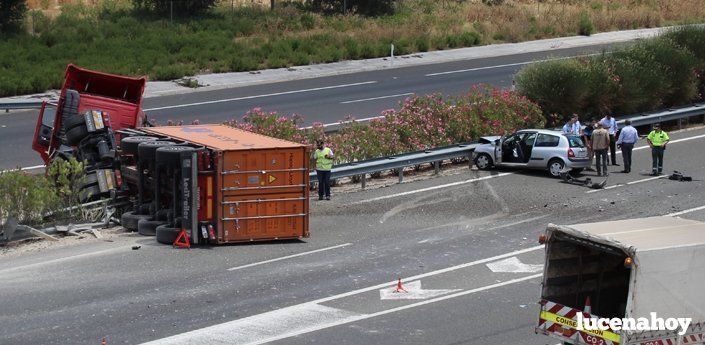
<box><xmin>494</xmin><ymin>136</ymin><xmax>504</xmax><ymax>165</ymax></box>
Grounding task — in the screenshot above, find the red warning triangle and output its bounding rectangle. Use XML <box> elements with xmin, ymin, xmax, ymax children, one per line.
<box><xmin>173</xmin><ymin>229</ymin><xmax>191</xmax><ymax>249</ymax></box>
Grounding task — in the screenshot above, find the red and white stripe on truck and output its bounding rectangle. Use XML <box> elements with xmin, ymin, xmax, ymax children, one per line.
<box><xmin>536</xmin><ymin>299</ymin><xmax>620</xmax><ymax>345</ymax></box>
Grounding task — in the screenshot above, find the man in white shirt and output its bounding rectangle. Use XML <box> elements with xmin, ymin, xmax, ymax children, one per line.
<box><xmin>562</xmin><ymin>114</ymin><xmax>581</xmax><ymax>136</ymax></box>
<box><xmin>616</xmin><ymin>119</ymin><xmax>638</xmax><ymax>173</ymax></box>
<box><xmin>599</xmin><ymin>114</ymin><xmax>618</xmax><ymax>166</ymax></box>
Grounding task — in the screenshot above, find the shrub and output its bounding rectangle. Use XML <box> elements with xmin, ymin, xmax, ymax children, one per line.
<box><xmin>132</xmin><ymin>0</ymin><xmax>217</xmax><ymax>16</ymax></box>
<box><xmin>0</xmin><ymin>0</ymin><xmax>27</xmax><ymax>33</ymax></box>
<box><xmin>46</xmin><ymin>157</ymin><xmax>86</xmax><ymax>217</ymax></box>
<box><xmin>516</xmin><ymin>59</ymin><xmax>590</xmax><ymax>125</ymax></box>
<box><xmin>0</xmin><ymin>170</ymin><xmax>57</xmax><ymax>226</ymax></box>
<box><xmin>578</xmin><ymin>11</ymin><xmax>594</xmax><ymax>36</ymax></box>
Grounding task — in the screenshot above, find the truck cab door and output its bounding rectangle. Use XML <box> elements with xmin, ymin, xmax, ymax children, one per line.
<box><xmin>31</xmin><ymin>102</ymin><xmax>58</xmax><ymax>164</ymax></box>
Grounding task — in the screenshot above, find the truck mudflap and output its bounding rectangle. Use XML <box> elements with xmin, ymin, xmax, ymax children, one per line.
<box><xmin>536</xmin><ymin>299</ymin><xmax>621</xmax><ymax>345</ymax></box>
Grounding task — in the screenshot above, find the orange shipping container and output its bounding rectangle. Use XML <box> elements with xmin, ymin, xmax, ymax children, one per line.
<box><xmin>142</xmin><ymin>125</ymin><xmax>310</xmax><ymax>244</ymax></box>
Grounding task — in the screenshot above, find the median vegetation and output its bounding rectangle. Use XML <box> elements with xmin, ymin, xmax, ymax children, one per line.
<box><xmin>3</xmin><ymin>0</ymin><xmax>705</xmax><ymax>96</ymax></box>
<box><xmin>516</xmin><ymin>25</ymin><xmax>705</xmax><ymax>126</ymax></box>
<box><xmin>223</xmin><ymin>85</ymin><xmax>545</xmax><ymax>163</ymax></box>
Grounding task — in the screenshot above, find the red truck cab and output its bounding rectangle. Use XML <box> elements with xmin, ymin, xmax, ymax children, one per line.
<box><xmin>32</xmin><ymin>64</ymin><xmax>147</xmax><ymax>164</ymax></box>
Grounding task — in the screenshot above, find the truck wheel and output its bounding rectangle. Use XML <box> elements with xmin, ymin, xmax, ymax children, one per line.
<box><xmin>66</xmin><ymin>125</ymin><xmax>89</xmax><ymax>146</ymax></box>
<box><xmin>79</xmin><ymin>185</ymin><xmax>100</xmax><ymax>203</ymax></box>
<box><xmin>121</xmin><ymin>211</ymin><xmax>151</xmax><ymax>231</ymax></box>
<box><xmin>138</xmin><ymin>219</ymin><xmax>166</xmax><ymax>236</ymax></box>
<box><xmin>156</xmin><ymin>224</ymin><xmax>180</xmax><ymax>244</ymax></box>
<box><xmin>473</xmin><ymin>153</ymin><xmax>493</xmax><ymax>170</ymax></box>
<box><xmin>156</xmin><ymin>146</ymin><xmax>197</xmax><ymax>165</ymax></box>
<box><xmin>60</xmin><ymin>89</ymin><xmax>80</xmax><ymax>137</ymax></box>
<box><xmin>63</xmin><ymin>115</ymin><xmax>86</xmax><ymax>131</ymax></box>
<box><xmin>121</xmin><ymin>136</ymin><xmax>159</xmax><ymax>156</ymax></box>
<box><xmin>138</xmin><ymin>141</ymin><xmax>178</xmax><ymax>163</ymax></box>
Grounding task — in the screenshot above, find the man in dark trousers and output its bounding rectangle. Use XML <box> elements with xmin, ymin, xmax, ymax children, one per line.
<box><xmin>591</xmin><ymin>122</ymin><xmax>610</xmax><ymax>177</ymax></box>
<box><xmin>616</xmin><ymin>119</ymin><xmax>638</xmax><ymax>173</ymax></box>
<box><xmin>312</xmin><ymin>140</ymin><xmax>334</xmax><ymax>200</ymax></box>
<box><xmin>647</xmin><ymin>124</ymin><xmax>670</xmax><ymax>176</ymax></box>
<box><xmin>599</xmin><ymin>113</ymin><xmax>619</xmax><ymax>166</ymax></box>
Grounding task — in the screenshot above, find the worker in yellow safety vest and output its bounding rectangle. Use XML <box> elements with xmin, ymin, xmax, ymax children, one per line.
<box><xmin>312</xmin><ymin>140</ymin><xmax>334</xmax><ymax>200</ymax></box>
<box><xmin>646</xmin><ymin>123</ymin><xmax>670</xmax><ymax>176</ymax></box>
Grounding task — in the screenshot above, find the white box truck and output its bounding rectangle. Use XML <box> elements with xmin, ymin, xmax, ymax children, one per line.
<box><xmin>535</xmin><ymin>216</ymin><xmax>705</xmax><ymax>345</ymax></box>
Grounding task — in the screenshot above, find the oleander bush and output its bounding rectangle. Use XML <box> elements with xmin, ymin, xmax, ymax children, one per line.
<box><xmin>516</xmin><ymin>25</ymin><xmax>705</xmax><ymax>124</ymax></box>
<box><xmin>224</xmin><ymin>85</ymin><xmax>544</xmax><ymax>164</ymax></box>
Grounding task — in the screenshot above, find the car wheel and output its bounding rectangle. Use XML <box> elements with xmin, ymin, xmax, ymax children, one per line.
<box><xmin>548</xmin><ymin>158</ymin><xmax>565</xmax><ymax>177</ymax></box>
<box><xmin>66</xmin><ymin>125</ymin><xmax>89</xmax><ymax>146</ymax></box>
<box><xmin>156</xmin><ymin>224</ymin><xmax>181</xmax><ymax>244</ymax></box>
<box><xmin>474</xmin><ymin>153</ymin><xmax>493</xmax><ymax>170</ymax></box>
<box><xmin>121</xmin><ymin>211</ymin><xmax>152</xmax><ymax>231</ymax></box>
<box><xmin>137</xmin><ymin>219</ymin><xmax>166</xmax><ymax>236</ymax></box>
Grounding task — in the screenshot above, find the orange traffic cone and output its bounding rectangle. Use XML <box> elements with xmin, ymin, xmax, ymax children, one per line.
<box><xmin>584</xmin><ymin>296</ymin><xmax>592</xmax><ymax>315</ymax></box>
<box><xmin>393</xmin><ymin>278</ymin><xmax>408</xmax><ymax>293</ymax></box>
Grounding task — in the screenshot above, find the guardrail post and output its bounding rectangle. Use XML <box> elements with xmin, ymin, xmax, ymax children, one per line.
<box><xmin>398</xmin><ymin>169</ymin><xmax>404</xmax><ymax>183</ymax></box>
<box><xmin>433</xmin><ymin>161</ymin><xmax>440</xmax><ymax>175</ymax></box>
<box><xmin>360</xmin><ymin>174</ymin><xmax>366</xmax><ymax>189</ymax></box>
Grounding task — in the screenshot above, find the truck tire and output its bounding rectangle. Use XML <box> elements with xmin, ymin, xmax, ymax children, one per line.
<box><xmin>138</xmin><ymin>141</ymin><xmax>177</xmax><ymax>163</ymax></box>
<box><xmin>60</xmin><ymin>89</ymin><xmax>80</xmax><ymax>137</ymax></box>
<box><xmin>66</xmin><ymin>125</ymin><xmax>89</xmax><ymax>146</ymax></box>
<box><xmin>78</xmin><ymin>185</ymin><xmax>100</xmax><ymax>203</ymax></box>
<box><xmin>63</xmin><ymin>114</ymin><xmax>86</xmax><ymax>131</ymax></box>
<box><xmin>156</xmin><ymin>224</ymin><xmax>180</xmax><ymax>244</ymax></box>
<box><xmin>121</xmin><ymin>136</ymin><xmax>159</xmax><ymax>156</ymax></box>
<box><xmin>156</xmin><ymin>146</ymin><xmax>197</xmax><ymax>165</ymax></box>
<box><xmin>121</xmin><ymin>211</ymin><xmax>152</xmax><ymax>231</ymax></box>
<box><xmin>138</xmin><ymin>219</ymin><xmax>166</xmax><ymax>236</ymax></box>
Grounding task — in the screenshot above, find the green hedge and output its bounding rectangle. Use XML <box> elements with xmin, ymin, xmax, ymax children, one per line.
<box><xmin>516</xmin><ymin>25</ymin><xmax>705</xmax><ymax>126</ymax></box>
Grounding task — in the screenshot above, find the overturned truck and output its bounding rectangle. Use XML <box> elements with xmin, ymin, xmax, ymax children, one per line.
<box><xmin>536</xmin><ymin>217</ymin><xmax>705</xmax><ymax>345</ymax></box>
<box><xmin>31</xmin><ymin>65</ymin><xmax>310</xmax><ymax>245</ymax></box>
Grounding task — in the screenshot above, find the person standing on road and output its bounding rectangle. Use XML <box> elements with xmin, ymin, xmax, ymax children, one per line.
<box><xmin>600</xmin><ymin>114</ymin><xmax>619</xmax><ymax>166</ymax></box>
<box><xmin>591</xmin><ymin>122</ymin><xmax>610</xmax><ymax>177</ymax></box>
<box><xmin>616</xmin><ymin>119</ymin><xmax>638</xmax><ymax>173</ymax></box>
<box><xmin>562</xmin><ymin>114</ymin><xmax>581</xmax><ymax>136</ymax></box>
<box><xmin>312</xmin><ymin>140</ymin><xmax>334</xmax><ymax>200</ymax></box>
<box><xmin>582</xmin><ymin>118</ymin><xmax>596</xmax><ymax>171</ymax></box>
<box><xmin>647</xmin><ymin>124</ymin><xmax>670</xmax><ymax>176</ymax></box>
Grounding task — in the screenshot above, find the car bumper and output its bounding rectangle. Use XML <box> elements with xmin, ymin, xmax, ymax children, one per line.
<box><xmin>566</xmin><ymin>158</ymin><xmax>592</xmax><ymax>169</ymax></box>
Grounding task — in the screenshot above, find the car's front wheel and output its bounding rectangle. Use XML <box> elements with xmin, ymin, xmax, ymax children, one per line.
<box><xmin>474</xmin><ymin>153</ymin><xmax>493</xmax><ymax>170</ymax></box>
<box><xmin>548</xmin><ymin>158</ymin><xmax>565</xmax><ymax>177</ymax></box>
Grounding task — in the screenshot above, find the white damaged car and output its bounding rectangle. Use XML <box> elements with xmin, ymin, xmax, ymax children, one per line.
<box><xmin>473</xmin><ymin>129</ymin><xmax>591</xmax><ymax>177</ymax></box>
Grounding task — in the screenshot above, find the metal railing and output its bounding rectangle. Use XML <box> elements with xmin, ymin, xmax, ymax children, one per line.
<box><xmin>310</xmin><ymin>102</ymin><xmax>705</xmax><ymax>188</ymax></box>
<box><xmin>0</xmin><ymin>100</ymin><xmax>43</xmax><ymax>112</ymax></box>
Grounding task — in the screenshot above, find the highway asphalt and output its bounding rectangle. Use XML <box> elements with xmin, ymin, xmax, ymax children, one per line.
<box><xmin>1</xmin><ymin>126</ymin><xmax>704</xmax><ymax>345</ymax></box>
<box><xmin>0</xmin><ymin>43</ymin><xmax>621</xmax><ymax>171</ymax></box>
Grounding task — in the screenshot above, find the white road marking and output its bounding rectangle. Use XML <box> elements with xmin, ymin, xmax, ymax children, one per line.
<box><xmin>379</xmin><ymin>280</ymin><xmax>461</xmax><ymax>300</ymax></box>
<box><xmin>667</xmin><ymin>205</ymin><xmax>705</xmax><ymax>217</ymax></box>
<box><xmin>0</xmin><ymin>164</ymin><xmax>45</xmax><ymax>173</ymax></box>
<box><xmin>0</xmin><ymin>247</ymin><xmax>127</xmax><ymax>274</ymax></box>
<box><xmin>340</xmin><ymin>92</ymin><xmax>414</xmax><ymax>104</ymax></box>
<box><xmin>141</xmin><ymin>273</ymin><xmax>541</xmax><ymax>345</ymax></box>
<box><xmin>143</xmin><ymin>81</ymin><xmax>378</xmax><ymax>112</ymax></box>
<box><xmin>627</xmin><ymin>175</ymin><xmax>667</xmax><ymax>184</ymax></box>
<box><xmin>354</xmin><ymin>172</ymin><xmax>513</xmax><ymax>204</ymax></box>
<box><xmin>486</xmin><ymin>256</ymin><xmax>543</xmax><ymax>273</ymax></box>
<box><xmin>424</xmin><ymin>54</ymin><xmax>602</xmax><ymax>77</ymax></box>
<box><xmin>227</xmin><ymin>243</ymin><xmax>352</xmax><ymax>271</ymax></box>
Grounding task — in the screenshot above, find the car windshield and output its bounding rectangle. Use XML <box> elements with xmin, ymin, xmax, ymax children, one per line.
<box><xmin>566</xmin><ymin>136</ymin><xmax>584</xmax><ymax>148</ymax></box>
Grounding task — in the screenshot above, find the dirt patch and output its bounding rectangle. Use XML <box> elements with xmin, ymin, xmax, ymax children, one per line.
<box><xmin>0</xmin><ymin>226</ymin><xmax>138</xmax><ymax>259</ymax></box>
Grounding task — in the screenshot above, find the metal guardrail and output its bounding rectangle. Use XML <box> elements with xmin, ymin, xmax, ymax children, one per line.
<box><xmin>310</xmin><ymin>143</ymin><xmax>478</xmax><ymax>187</ymax></box>
<box><xmin>311</xmin><ymin>102</ymin><xmax>705</xmax><ymax>188</ymax></box>
<box><xmin>0</xmin><ymin>100</ymin><xmax>43</xmax><ymax>112</ymax></box>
